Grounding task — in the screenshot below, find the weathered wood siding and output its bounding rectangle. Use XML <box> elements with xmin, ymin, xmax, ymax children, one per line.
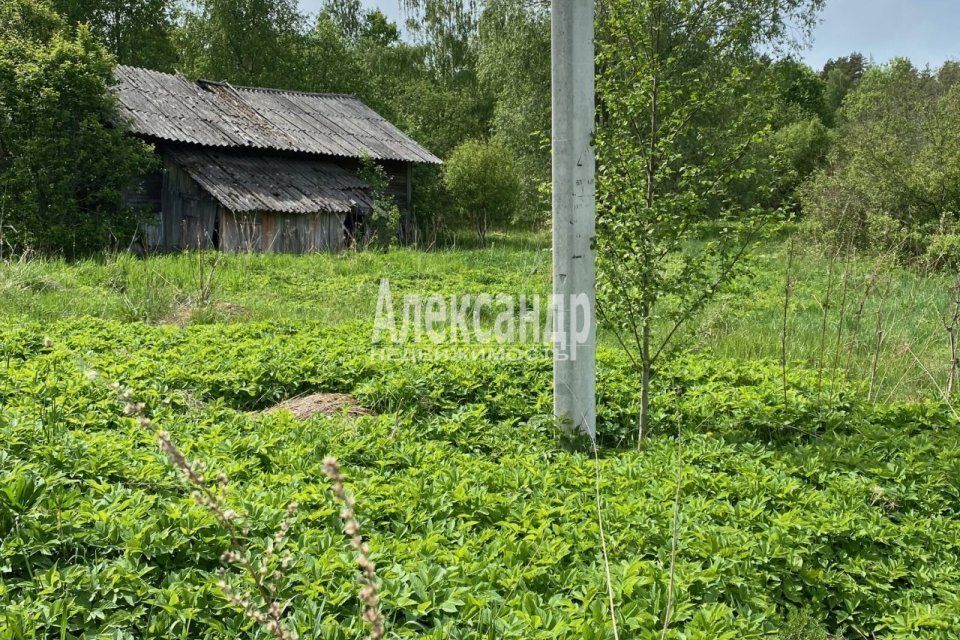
<box><xmin>121</xmin><ymin>172</ymin><xmax>164</xmax><ymax>246</ymax></box>
<box><xmin>128</xmin><ymin>152</ymin><xmax>416</xmax><ymax>253</ymax></box>
<box><xmin>381</xmin><ymin>161</ymin><xmax>412</xmax><ymax>213</ymax></box>
<box><xmin>122</xmin><ymin>172</ymin><xmax>163</xmax><ymax>212</ymax></box>
<box><xmin>150</xmin><ymin>157</ymin><xmax>350</xmax><ymax>253</ymax></box>
<box><xmin>160</xmin><ymin>159</ymin><xmax>219</xmax><ymax>250</ymax></box>
<box><xmin>220</xmin><ymin>211</ymin><xmax>347</xmax><ymax>253</ymax></box>
<box><xmin>379</xmin><ymin>160</ymin><xmax>414</xmax><ymax>242</ymax></box>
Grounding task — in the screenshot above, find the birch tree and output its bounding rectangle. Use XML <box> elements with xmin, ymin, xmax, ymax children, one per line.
<box><xmin>595</xmin><ymin>0</ymin><xmax>822</xmax><ymax>443</ymax></box>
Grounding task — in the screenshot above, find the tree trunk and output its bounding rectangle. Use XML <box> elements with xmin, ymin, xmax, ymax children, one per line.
<box><xmin>637</xmin><ymin>9</ymin><xmax>661</xmax><ymax>449</ymax></box>
<box><xmin>477</xmin><ymin>214</ymin><xmax>487</xmax><ymax>248</ymax></box>
<box><xmin>947</xmin><ymin>274</ymin><xmax>960</xmax><ymax>398</ymax></box>
<box><xmin>638</xmin><ymin>309</ymin><xmax>651</xmax><ymax>447</ymax></box>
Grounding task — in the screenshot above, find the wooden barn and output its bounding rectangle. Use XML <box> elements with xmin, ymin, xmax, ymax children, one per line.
<box><xmin>113</xmin><ymin>66</ymin><xmax>440</xmax><ymax>253</ymax></box>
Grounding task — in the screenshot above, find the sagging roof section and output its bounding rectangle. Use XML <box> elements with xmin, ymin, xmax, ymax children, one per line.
<box><xmin>114</xmin><ymin>65</ymin><xmax>441</xmax><ymax>165</ymax></box>
<box><xmin>167</xmin><ymin>149</ymin><xmax>374</xmax><ymax>214</ymax></box>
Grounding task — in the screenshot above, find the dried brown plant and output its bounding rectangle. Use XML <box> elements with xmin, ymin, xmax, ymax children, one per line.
<box><xmin>322</xmin><ymin>456</ymin><xmax>385</xmax><ymax>640</ymax></box>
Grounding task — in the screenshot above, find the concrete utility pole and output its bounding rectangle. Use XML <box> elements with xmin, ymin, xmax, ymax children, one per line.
<box><xmin>552</xmin><ymin>0</ymin><xmax>597</xmax><ymax>436</ymax></box>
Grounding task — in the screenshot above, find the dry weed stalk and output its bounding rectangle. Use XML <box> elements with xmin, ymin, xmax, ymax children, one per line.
<box><xmin>905</xmin><ymin>345</ymin><xmax>960</xmax><ymax>420</ymax></box>
<box><xmin>943</xmin><ymin>272</ymin><xmax>960</xmax><ymax>398</ymax></box>
<box><xmin>589</xmin><ymin>437</ymin><xmax>621</xmax><ymax>640</ymax></box>
<box><xmin>844</xmin><ymin>270</ymin><xmax>879</xmax><ymax>379</ymax></box>
<box><xmin>828</xmin><ymin>257</ymin><xmax>852</xmax><ymax>400</ymax></box>
<box><xmin>868</xmin><ymin>277</ymin><xmax>893</xmax><ymax>402</ymax></box>
<box><xmin>196</xmin><ymin>250</ymin><xmax>223</xmax><ymax>306</ymax></box>
<box><xmin>87</xmin><ymin>370</ymin><xmax>299</xmax><ymax>640</ymax></box>
<box><xmin>816</xmin><ymin>249</ymin><xmax>839</xmax><ymax>401</ymax></box>
<box><xmin>322</xmin><ymin>457</ymin><xmax>385</xmax><ymax>640</ymax></box>
<box><xmin>659</xmin><ymin>391</ymin><xmax>685</xmax><ymax>640</ymax></box>
<box><xmin>781</xmin><ymin>239</ymin><xmax>795</xmax><ymax>409</ymax></box>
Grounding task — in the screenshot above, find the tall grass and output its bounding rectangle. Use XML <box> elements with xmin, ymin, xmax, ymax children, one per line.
<box><xmin>0</xmin><ymin>233</ymin><xmax>552</xmax><ymax>326</ymax></box>
<box><xmin>0</xmin><ymin>231</ymin><xmax>954</xmax><ymax>400</ymax></box>
<box><xmin>696</xmin><ymin>243</ymin><xmax>954</xmax><ymax>402</ymax></box>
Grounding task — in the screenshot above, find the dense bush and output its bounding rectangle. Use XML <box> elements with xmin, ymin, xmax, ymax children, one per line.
<box><xmin>0</xmin><ymin>0</ymin><xmax>155</xmax><ymax>257</ymax></box>
<box><xmin>769</xmin><ymin>116</ymin><xmax>833</xmax><ymax>205</ymax></box>
<box><xmin>443</xmin><ymin>139</ymin><xmax>522</xmax><ymax>247</ymax></box>
<box><xmin>923</xmin><ymin>233</ymin><xmax>960</xmax><ymax>272</ymax></box>
<box><xmin>2</xmin><ymin>319</ymin><xmax>960</xmax><ymax>638</ymax></box>
<box><xmin>356</xmin><ymin>156</ymin><xmax>401</xmax><ymax>248</ymax></box>
<box><xmin>801</xmin><ymin>59</ymin><xmax>960</xmax><ymax>260</ymax></box>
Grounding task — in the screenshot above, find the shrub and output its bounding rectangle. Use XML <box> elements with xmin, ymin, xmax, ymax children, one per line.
<box><xmin>0</xmin><ymin>0</ymin><xmax>155</xmax><ymax>257</ymax></box>
<box><xmin>357</xmin><ymin>156</ymin><xmax>401</xmax><ymax>248</ymax></box>
<box><xmin>772</xmin><ymin>117</ymin><xmax>833</xmax><ymax>195</ymax></box>
<box><xmin>442</xmin><ymin>139</ymin><xmax>522</xmax><ymax>247</ymax></box>
<box><xmin>923</xmin><ymin>233</ymin><xmax>960</xmax><ymax>272</ymax></box>
<box><xmin>800</xmin><ymin>59</ymin><xmax>960</xmax><ymax>263</ymax></box>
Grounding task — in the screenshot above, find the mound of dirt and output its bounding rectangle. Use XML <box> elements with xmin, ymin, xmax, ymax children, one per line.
<box><xmin>161</xmin><ymin>300</ymin><xmax>250</xmax><ymax>326</ymax></box>
<box><xmin>264</xmin><ymin>393</ymin><xmax>372</xmax><ymax>420</ymax></box>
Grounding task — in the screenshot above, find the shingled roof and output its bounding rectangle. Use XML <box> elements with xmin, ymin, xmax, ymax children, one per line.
<box><xmin>113</xmin><ymin>65</ymin><xmax>441</xmax><ymax>165</ymax></box>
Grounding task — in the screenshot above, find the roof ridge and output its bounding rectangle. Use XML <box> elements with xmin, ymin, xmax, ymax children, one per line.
<box><xmin>117</xmin><ymin>64</ymin><xmax>178</xmax><ymax>77</ymax></box>
<box><xmin>116</xmin><ymin>66</ymin><xmax>359</xmax><ymax>100</ymax></box>
<box><xmin>198</xmin><ymin>79</ymin><xmax>358</xmax><ymax>100</ymax></box>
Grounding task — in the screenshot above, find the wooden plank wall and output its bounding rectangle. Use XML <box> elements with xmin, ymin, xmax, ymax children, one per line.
<box><xmin>132</xmin><ymin>155</ymin><xmax>413</xmax><ymax>253</ymax></box>
<box><xmin>122</xmin><ymin>172</ymin><xmax>163</xmax><ymax>211</ymax></box>
<box><xmin>220</xmin><ymin>210</ymin><xmax>347</xmax><ymax>253</ymax></box>
<box><xmin>381</xmin><ymin>161</ymin><xmax>412</xmax><ymax>213</ymax></box>
<box><xmin>379</xmin><ymin>160</ymin><xmax>414</xmax><ymax>243</ymax></box>
<box><xmin>160</xmin><ymin>159</ymin><xmax>219</xmax><ymax>250</ymax></box>
<box><xmin>121</xmin><ymin>172</ymin><xmax>164</xmax><ymax>246</ymax></box>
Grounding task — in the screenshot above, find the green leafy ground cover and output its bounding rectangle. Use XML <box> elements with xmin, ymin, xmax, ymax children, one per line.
<box><xmin>2</xmin><ymin>317</ymin><xmax>960</xmax><ymax>639</ymax></box>
<box><xmin>0</xmin><ymin>237</ymin><xmax>953</xmax><ymax>400</ymax></box>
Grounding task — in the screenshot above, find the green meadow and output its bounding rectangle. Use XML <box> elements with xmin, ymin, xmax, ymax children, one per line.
<box><xmin>2</xmin><ymin>235</ymin><xmax>960</xmax><ymax>639</ymax></box>
<box><xmin>1</xmin><ymin>233</ymin><xmax>953</xmax><ymax>401</ymax></box>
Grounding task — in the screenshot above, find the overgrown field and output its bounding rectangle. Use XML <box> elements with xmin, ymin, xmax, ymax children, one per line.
<box><xmin>2</xmin><ymin>239</ymin><xmax>960</xmax><ymax>639</ymax></box>
<box><xmin>1</xmin><ymin>235</ymin><xmax>955</xmax><ymax>399</ymax></box>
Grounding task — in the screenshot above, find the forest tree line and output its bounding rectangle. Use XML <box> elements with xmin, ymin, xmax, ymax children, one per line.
<box><xmin>1</xmin><ymin>0</ymin><xmax>959</xmax><ymax>263</ymax></box>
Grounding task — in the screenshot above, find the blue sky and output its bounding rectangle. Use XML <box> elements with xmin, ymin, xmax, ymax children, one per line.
<box><xmin>298</xmin><ymin>0</ymin><xmax>405</xmax><ymax>28</ymax></box>
<box><xmin>298</xmin><ymin>0</ymin><xmax>960</xmax><ymax>71</ymax></box>
<box><xmin>804</xmin><ymin>0</ymin><xmax>960</xmax><ymax>70</ymax></box>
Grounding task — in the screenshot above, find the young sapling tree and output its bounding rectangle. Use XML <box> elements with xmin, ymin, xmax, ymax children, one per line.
<box><xmin>595</xmin><ymin>0</ymin><xmax>823</xmax><ymax>444</ymax></box>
